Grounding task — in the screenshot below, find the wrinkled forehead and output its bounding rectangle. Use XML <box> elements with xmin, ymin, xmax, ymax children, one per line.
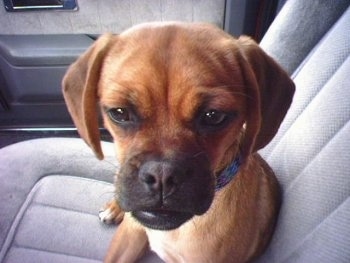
<box><xmin>104</xmin><ymin>23</ymin><xmax>242</xmax><ymax>84</ymax></box>
<box><xmin>118</xmin><ymin>22</ymin><xmax>238</xmax><ymax>59</ymax></box>
<box><xmin>99</xmin><ymin>23</ymin><xmax>245</xmax><ymax>109</ymax></box>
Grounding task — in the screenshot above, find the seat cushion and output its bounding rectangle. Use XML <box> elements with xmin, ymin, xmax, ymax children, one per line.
<box><xmin>0</xmin><ymin>138</ymin><xmax>162</xmax><ymax>263</ymax></box>
<box><xmin>3</xmin><ymin>176</ymin><xmax>115</xmax><ymax>263</ymax></box>
<box><xmin>260</xmin><ymin>0</ymin><xmax>349</xmax><ymax>75</ymax></box>
<box><xmin>256</xmin><ymin>3</ymin><xmax>350</xmax><ymax>263</ymax></box>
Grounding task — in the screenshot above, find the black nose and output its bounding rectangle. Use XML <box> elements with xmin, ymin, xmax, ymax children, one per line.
<box><xmin>139</xmin><ymin>160</ymin><xmax>186</xmax><ymax>198</ymax></box>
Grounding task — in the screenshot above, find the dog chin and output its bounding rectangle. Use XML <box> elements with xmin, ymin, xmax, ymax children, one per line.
<box><xmin>132</xmin><ymin>210</ymin><xmax>194</xmax><ymax>230</ymax></box>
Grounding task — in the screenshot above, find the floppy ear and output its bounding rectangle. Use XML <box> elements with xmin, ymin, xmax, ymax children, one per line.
<box><xmin>62</xmin><ymin>34</ymin><xmax>114</xmax><ymax>160</ymax></box>
<box><xmin>237</xmin><ymin>36</ymin><xmax>295</xmax><ymax>159</ymax></box>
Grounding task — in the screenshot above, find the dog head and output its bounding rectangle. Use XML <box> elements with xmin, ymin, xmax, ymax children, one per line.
<box><xmin>63</xmin><ymin>22</ymin><xmax>294</xmax><ymax>230</ymax></box>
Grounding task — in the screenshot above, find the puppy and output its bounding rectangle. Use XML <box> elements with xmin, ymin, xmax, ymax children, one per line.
<box><xmin>62</xmin><ymin>22</ymin><xmax>294</xmax><ymax>263</ymax></box>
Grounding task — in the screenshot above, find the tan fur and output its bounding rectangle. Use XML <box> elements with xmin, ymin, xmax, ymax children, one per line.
<box><xmin>62</xmin><ymin>22</ymin><xmax>294</xmax><ymax>263</ymax></box>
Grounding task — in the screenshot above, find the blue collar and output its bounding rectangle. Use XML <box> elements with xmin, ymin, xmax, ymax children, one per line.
<box><xmin>215</xmin><ymin>156</ymin><xmax>241</xmax><ymax>191</ymax></box>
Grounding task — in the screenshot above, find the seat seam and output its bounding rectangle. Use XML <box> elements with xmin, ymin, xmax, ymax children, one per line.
<box><xmin>284</xmin><ymin>118</ymin><xmax>350</xmax><ymax>194</ymax></box>
<box><xmin>30</xmin><ymin>201</ymin><xmax>100</xmax><ymax>218</ymax></box>
<box><xmin>265</xmin><ymin>42</ymin><xmax>350</xmax><ymax>161</ymax></box>
<box><xmin>8</xmin><ymin>245</ymin><xmax>102</xmax><ymax>262</ymax></box>
<box><xmin>0</xmin><ymin>179</ymin><xmax>44</xmax><ymax>262</ymax></box>
<box><xmin>0</xmin><ymin>175</ymin><xmax>113</xmax><ymax>262</ymax></box>
<box><xmin>281</xmin><ymin>196</ymin><xmax>350</xmax><ymax>263</ymax></box>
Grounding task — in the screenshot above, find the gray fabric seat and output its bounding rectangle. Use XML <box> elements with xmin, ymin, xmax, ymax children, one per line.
<box><xmin>0</xmin><ymin>139</ymin><xmax>161</xmax><ymax>262</ymax></box>
<box><xmin>1</xmin><ymin>0</ymin><xmax>350</xmax><ymax>262</ymax></box>
<box><xmin>257</xmin><ymin>1</ymin><xmax>350</xmax><ymax>262</ymax></box>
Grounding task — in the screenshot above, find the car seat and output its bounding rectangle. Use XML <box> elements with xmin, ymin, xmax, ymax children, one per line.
<box><xmin>0</xmin><ymin>0</ymin><xmax>349</xmax><ymax>262</ymax></box>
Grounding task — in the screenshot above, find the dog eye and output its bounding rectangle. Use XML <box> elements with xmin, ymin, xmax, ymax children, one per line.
<box><xmin>107</xmin><ymin>108</ymin><xmax>131</xmax><ymax>123</ymax></box>
<box><xmin>200</xmin><ymin>110</ymin><xmax>228</xmax><ymax>127</ymax></box>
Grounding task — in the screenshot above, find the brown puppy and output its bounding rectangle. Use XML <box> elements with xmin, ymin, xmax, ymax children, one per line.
<box><xmin>62</xmin><ymin>22</ymin><xmax>294</xmax><ymax>263</ymax></box>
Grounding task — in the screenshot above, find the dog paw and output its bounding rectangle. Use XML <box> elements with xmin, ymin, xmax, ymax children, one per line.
<box><xmin>99</xmin><ymin>200</ymin><xmax>125</xmax><ymax>224</ymax></box>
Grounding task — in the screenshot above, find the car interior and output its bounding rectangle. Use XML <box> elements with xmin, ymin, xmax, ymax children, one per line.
<box><xmin>0</xmin><ymin>0</ymin><xmax>349</xmax><ymax>262</ymax></box>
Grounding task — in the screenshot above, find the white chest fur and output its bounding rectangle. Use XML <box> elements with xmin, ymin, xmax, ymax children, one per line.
<box><xmin>146</xmin><ymin>230</ymin><xmax>186</xmax><ymax>263</ymax></box>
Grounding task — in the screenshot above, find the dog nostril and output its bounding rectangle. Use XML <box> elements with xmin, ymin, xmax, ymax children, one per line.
<box><xmin>143</xmin><ymin>173</ymin><xmax>157</xmax><ymax>186</ymax></box>
<box><xmin>165</xmin><ymin>175</ymin><xmax>176</xmax><ymax>188</ymax></box>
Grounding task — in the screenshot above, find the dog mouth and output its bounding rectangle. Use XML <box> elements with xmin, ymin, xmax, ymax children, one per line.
<box><xmin>132</xmin><ymin>209</ymin><xmax>194</xmax><ymax>230</ymax></box>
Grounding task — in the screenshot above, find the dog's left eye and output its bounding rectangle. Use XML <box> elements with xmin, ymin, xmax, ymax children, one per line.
<box><xmin>107</xmin><ymin>108</ymin><xmax>131</xmax><ymax>123</ymax></box>
<box><xmin>200</xmin><ymin>110</ymin><xmax>228</xmax><ymax>127</ymax></box>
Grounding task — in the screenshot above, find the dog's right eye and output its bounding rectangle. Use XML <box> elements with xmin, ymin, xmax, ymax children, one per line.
<box><xmin>107</xmin><ymin>108</ymin><xmax>131</xmax><ymax>124</ymax></box>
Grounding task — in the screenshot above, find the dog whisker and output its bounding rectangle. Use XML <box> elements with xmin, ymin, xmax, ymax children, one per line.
<box><xmin>227</xmin><ymin>90</ymin><xmax>253</xmax><ymax>100</ymax></box>
<box><xmin>102</xmin><ymin>158</ymin><xmax>119</xmax><ymax>169</ymax></box>
<box><xmin>98</xmin><ymin>190</ymin><xmax>115</xmax><ymax>198</ymax></box>
<box><xmin>212</xmin><ymin>85</ymin><xmax>254</xmax><ymax>99</ymax></box>
<box><xmin>191</xmin><ymin>151</ymin><xmax>206</xmax><ymax>158</ymax></box>
<box><xmin>190</xmin><ymin>217</ymin><xmax>200</xmax><ymax>231</ymax></box>
<box><xmin>214</xmin><ymin>84</ymin><xmax>245</xmax><ymax>89</ymax></box>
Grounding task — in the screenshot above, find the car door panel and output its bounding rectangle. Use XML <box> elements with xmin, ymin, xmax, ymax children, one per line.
<box><xmin>0</xmin><ymin>34</ymin><xmax>93</xmax><ymax>128</ymax></box>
